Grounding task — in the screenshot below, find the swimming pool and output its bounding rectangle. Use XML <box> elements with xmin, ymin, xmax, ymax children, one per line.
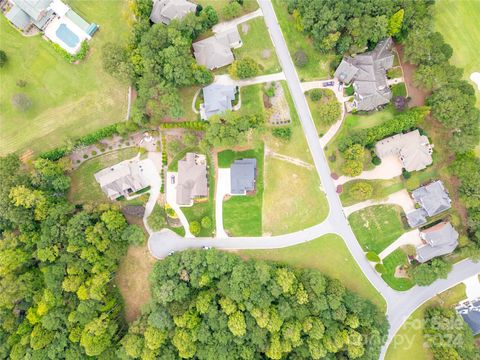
<box><xmin>55</xmin><ymin>23</ymin><xmax>79</xmax><ymax>48</ymax></box>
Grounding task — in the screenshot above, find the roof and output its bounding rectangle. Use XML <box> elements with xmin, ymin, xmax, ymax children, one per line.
<box><xmin>150</xmin><ymin>0</ymin><xmax>196</xmax><ymax>25</ymax></box>
<box><xmin>202</xmin><ymin>84</ymin><xmax>236</xmax><ymax>119</ymax></box>
<box><xmin>12</xmin><ymin>0</ymin><xmax>52</xmax><ymax>21</ymax></box>
<box><xmin>334</xmin><ymin>38</ymin><xmax>394</xmax><ymax>111</ymax></box>
<box><xmin>176</xmin><ymin>153</ymin><xmax>208</xmax><ymax>205</ymax></box>
<box><xmin>411</xmin><ymin>180</ymin><xmax>451</xmax><ymax>217</ymax></box>
<box><xmin>230</xmin><ymin>159</ymin><xmax>256</xmax><ymax>195</ymax></box>
<box><xmin>406</xmin><ymin>208</ymin><xmax>428</xmax><ymax>228</ymax></box>
<box><xmin>416</xmin><ymin>222</ymin><xmax>459</xmax><ymax>263</ymax></box>
<box><xmin>375</xmin><ymin>130</ymin><xmax>433</xmax><ymax>172</ymax></box>
<box><xmin>457</xmin><ymin>301</ymin><xmax>480</xmax><ymax>335</ymax></box>
<box><xmin>5</xmin><ymin>5</ymin><xmax>31</xmax><ymax>30</ymax></box>
<box><xmin>193</xmin><ymin>28</ymin><xmax>241</xmax><ymax>70</ymax></box>
<box><xmin>94</xmin><ymin>158</ymin><xmax>149</xmax><ymax>200</ymax></box>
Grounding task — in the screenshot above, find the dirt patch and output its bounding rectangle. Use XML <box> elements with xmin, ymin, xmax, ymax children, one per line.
<box><xmin>394</xmin><ymin>265</ymin><xmax>410</xmax><ymax>279</ymax></box>
<box><xmin>116</xmin><ymin>245</ymin><xmax>156</xmax><ymax>323</ymax></box>
<box><xmin>395</xmin><ymin>44</ymin><xmax>431</xmax><ymax>107</ymax></box>
<box><xmin>261</xmin><ymin>49</ymin><xmax>271</xmax><ymax>59</ymax></box>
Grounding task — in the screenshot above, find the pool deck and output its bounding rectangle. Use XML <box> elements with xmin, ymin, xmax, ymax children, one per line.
<box><xmin>44</xmin><ymin>14</ymin><xmax>91</xmax><ymax>54</ymax></box>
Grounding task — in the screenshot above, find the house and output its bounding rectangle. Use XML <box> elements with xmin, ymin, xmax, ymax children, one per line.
<box><xmin>406</xmin><ymin>181</ymin><xmax>452</xmax><ymax>227</ymax></box>
<box><xmin>193</xmin><ymin>28</ymin><xmax>242</xmax><ymax>70</ymax></box>
<box><xmin>230</xmin><ymin>159</ymin><xmax>257</xmax><ymax>195</ymax></box>
<box><xmin>334</xmin><ymin>38</ymin><xmax>395</xmax><ymax>111</ymax></box>
<box><xmin>176</xmin><ymin>153</ymin><xmax>208</xmax><ymax>206</ymax></box>
<box><xmin>416</xmin><ymin>221</ymin><xmax>459</xmax><ymax>263</ymax></box>
<box><xmin>200</xmin><ymin>84</ymin><xmax>237</xmax><ymax>120</ymax></box>
<box><xmin>94</xmin><ymin>158</ymin><xmax>149</xmax><ymax>200</ymax></box>
<box><xmin>375</xmin><ymin>130</ymin><xmax>433</xmax><ymax>172</ymax></box>
<box><xmin>456</xmin><ymin>299</ymin><xmax>480</xmax><ymax>335</ymax></box>
<box><xmin>150</xmin><ymin>0</ymin><xmax>196</xmax><ymax>25</ymax></box>
<box><xmin>4</xmin><ymin>0</ymin><xmax>98</xmax><ymax>54</ymax></box>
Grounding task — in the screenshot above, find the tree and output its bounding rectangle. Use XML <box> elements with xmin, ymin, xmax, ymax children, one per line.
<box><xmin>222</xmin><ymin>1</ymin><xmax>242</xmax><ymax>20</ymax></box>
<box><xmin>189</xmin><ymin>221</ymin><xmax>201</xmax><ymax>236</ymax></box>
<box><xmin>147</xmin><ymin>205</ymin><xmax>166</xmax><ymax>231</ymax></box>
<box><xmin>203</xmin><ymin>5</ymin><xmax>218</xmax><ymax>27</ymax></box>
<box><xmin>341</xmin><ymin>160</ymin><xmax>363</xmax><ymax>177</ymax></box>
<box><xmin>0</xmin><ymin>50</ymin><xmax>6</xmax><ymax>67</ymax></box>
<box><xmin>388</xmin><ymin>9</ymin><xmax>404</xmax><ymax>36</ymax></box>
<box><xmin>348</xmin><ymin>182</ymin><xmax>373</xmax><ymax>201</ymax></box>
<box><xmin>229</xmin><ymin>57</ymin><xmax>260</xmax><ymax>79</ymax></box>
<box><xmin>11</xmin><ymin>93</ymin><xmax>32</xmax><ymax>112</ymax></box>
<box><xmin>80</xmin><ymin>314</ymin><xmax>117</xmax><ymax>356</ymax></box>
<box><xmin>102</xmin><ymin>43</ymin><xmax>133</xmax><ymax>83</ymax></box>
<box><xmin>309</xmin><ymin>89</ymin><xmax>323</xmax><ymax>101</ymax></box>
<box><xmin>409</xmin><ymin>258</ymin><xmax>452</xmax><ymax>286</ymax></box>
<box><xmin>227</xmin><ymin>311</ymin><xmax>246</xmax><ymax>337</ymax></box>
<box><xmin>121</xmin><ymin>225</ymin><xmax>145</xmax><ymax>245</ymax></box>
<box><xmin>343</xmin><ymin>144</ymin><xmax>364</xmax><ymax>161</ymax></box>
<box><xmin>414</xmin><ymin>63</ymin><xmax>463</xmax><ymax>90</ymax></box>
<box><xmin>201</xmin><ymin>216</ymin><xmax>212</xmax><ymax>229</ymax></box>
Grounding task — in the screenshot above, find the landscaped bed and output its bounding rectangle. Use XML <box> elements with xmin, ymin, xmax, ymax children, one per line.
<box><xmin>381</xmin><ymin>248</ymin><xmax>414</xmax><ymax>291</ymax></box>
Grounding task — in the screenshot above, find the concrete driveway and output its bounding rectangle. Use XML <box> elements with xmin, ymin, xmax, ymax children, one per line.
<box><xmin>212</xmin><ymin>8</ymin><xmax>263</xmax><ymax>33</ymax></box>
<box><xmin>343</xmin><ymin>189</ymin><xmax>415</xmax><ymax>217</ymax></box>
<box><xmin>379</xmin><ymin>229</ymin><xmax>421</xmax><ymax>260</ymax></box>
<box><xmin>215</xmin><ymin>168</ymin><xmax>231</xmax><ymax>238</ymax></box>
<box><xmin>336</xmin><ymin>155</ymin><xmax>403</xmax><ymax>185</ymax></box>
<box><xmin>165</xmin><ymin>171</ymin><xmax>193</xmax><ymax>238</ymax></box>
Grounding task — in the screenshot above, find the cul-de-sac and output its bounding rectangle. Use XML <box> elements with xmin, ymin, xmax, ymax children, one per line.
<box><xmin>1</xmin><ymin>0</ymin><xmax>480</xmax><ymax>359</ymax></box>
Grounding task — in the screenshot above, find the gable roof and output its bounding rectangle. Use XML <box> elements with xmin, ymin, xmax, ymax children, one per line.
<box><xmin>230</xmin><ymin>159</ymin><xmax>256</xmax><ymax>195</ymax></box>
<box><xmin>457</xmin><ymin>300</ymin><xmax>480</xmax><ymax>335</ymax></box>
<box><xmin>375</xmin><ymin>130</ymin><xmax>433</xmax><ymax>172</ymax></box>
<box><xmin>411</xmin><ymin>180</ymin><xmax>452</xmax><ymax>217</ymax></box>
<box><xmin>416</xmin><ymin>222</ymin><xmax>459</xmax><ymax>263</ymax></box>
<box><xmin>202</xmin><ymin>84</ymin><xmax>236</xmax><ymax>119</ymax></box>
<box><xmin>5</xmin><ymin>5</ymin><xmax>31</xmax><ymax>30</ymax></box>
<box><xmin>406</xmin><ymin>208</ymin><xmax>428</xmax><ymax>228</ymax></box>
<box><xmin>176</xmin><ymin>153</ymin><xmax>208</xmax><ymax>205</ymax></box>
<box><xmin>193</xmin><ymin>28</ymin><xmax>241</xmax><ymax>70</ymax></box>
<box><xmin>12</xmin><ymin>0</ymin><xmax>52</xmax><ymax>21</ymax></box>
<box><xmin>150</xmin><ymin>0</ymin><xmax>196</xmax><ymax>25</ymax></box>
<box><xmin>334</xmin><ymin>38</ymin><xmax>394</xmax><ymax>111</ymax></box>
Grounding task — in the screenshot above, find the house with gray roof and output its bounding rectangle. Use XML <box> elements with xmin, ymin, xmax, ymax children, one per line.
<box><xmin>94</xmin><ymin>158</ymin><xmax>149</xmax><ymax>200</ymax></box>
<box><xmin>416</xmin><ymin>221</ymin><xmax>459</xmax><ymax>263</ymax></box>
<box><xmin>230</xmin><ymin>159</ymin><xmax>257</xmax><ymax>195</ymax></box>
<box><xmin>375</xmin><ymin>129</ymin><xmax>433</xmax><ymax>172</ymax></box>
<box><xmin>334</xmin><ymin>38</ymin><xmax>395</xmax><ymax>111</ymax></box>
<box><xmin>200</xmin><ymin>84</ymin><xmax>237</xmax><ymax>120</ymax></box>
<box><xmin>406</xmin><ymin>180</ymin><xmax>452</xmax><ymax>227</ymax></box>
<box><xmin>5</xmin><ymin>0</ymin><xmax>54</xmax><ymax>31</ymax></box>
<box><xmin>456</xmin><ymin>299</ymin><xmax>480</xmax><ymax>335</ymax></box>
<box><xmin>176</xmin><ymin>153</ymin><xmax>208</xmax><ymax>206</ymax></box>
<box><xmin>193</xmin><ymin>27</ymin><xmax>242</xmax><ymax>70</ymax></box>
<box><xmin>150</xmin><ymin>0</ymin><xmax>196</xmax><ymax>25</ymax></box>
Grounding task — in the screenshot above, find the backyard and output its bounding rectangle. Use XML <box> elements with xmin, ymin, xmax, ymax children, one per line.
<box><xmin>240</xmin><ymin>234</ymin><xmax>386</xmax><ymax>311</ymax></box>
<box><xmin>0</xmin><ymin>0</ymin><xmax>130</xmax><ymax>156</ymax></box>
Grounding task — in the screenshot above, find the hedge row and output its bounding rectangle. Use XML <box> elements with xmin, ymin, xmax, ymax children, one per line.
<box><xmin>51</xmin><ymin>40</ymin><xmax>89</xmax><ymax>63</ymax></box>
<box><xmin>338</xmin><ymin>107</ymin><xmax>429</xmax><ymax>151</ymax></box>
<box><xmin>159</xmin><ymin>121</ymin><xmax>207</xmax><ymax>130</ymax></box>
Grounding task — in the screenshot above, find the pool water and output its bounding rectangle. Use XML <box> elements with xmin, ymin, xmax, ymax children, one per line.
<box><xmin>56</xmin><ymin>23</ymin><xmax>79</xmax><ymax>48</ymax></box>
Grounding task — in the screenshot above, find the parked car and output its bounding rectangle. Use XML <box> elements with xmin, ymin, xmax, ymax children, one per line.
<box><xmin>323</xmin><ymin>81</ymin><xmax>334</xmax><ymax>87</ymax></box>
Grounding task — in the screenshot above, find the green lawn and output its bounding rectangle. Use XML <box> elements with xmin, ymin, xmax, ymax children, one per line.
<box><xmin>386</xmin><ymin>283</ymin><xmax>467</xmax><ymax>360</ymax></box>
<box><xmin>381</xmin><ymin>249</ymin><xmax>414</xmax><ymax>291</ymax></box>
<box><xmin>195</xmin><ymin>0</ymin><xmax>259</xmax><ymax>22</ymax></box>
<box><xmin>69</xmin><ymin>148</ymin><xmax>139</xmax><ymax>204</ymax></box>
<box><xmin>240</xmin><ymin>234</ymin><xmax>386</xmax><ymax>312</ymax></box>
<box><xmin>434</xmin><ymin>0</ymin><xmax>480</xmax><ymax>107</ymax></box>
<box><xmin>349</xmin><ymin>205</ymin><xmax>407</xmax><ymax>254</ymax></box>
<box><xmin>234</xmin><ymin>17</ymin><xmax>281</xmax><ymax>75</ymax></box>
<box><xmin>305</xmin><ymin>89</ymin><xmax>342</xmax><ymax>136</ymax></box>
<box><xmin>271</xmin><ymin>0</ymin><xmax>334</xmax><ymax>81</ymax></box>
<box><xmin>178</xmin><ymin>86</ymin><xmax>201</xmax><ymax>121</ymax></box>
<box><xmin>0</xmin><ymin>0</ymin><xmax>130</xmax><ymax>156</ymax></box>
<box><xmin>238</xmin><ymin>84</ymin><xmax>265</xmax><ymax>118</ymax></box>
<box><xmin>223</xmin><ymin>144</ymin><xmax>264</xmax><ymax>236</ymax></box>
<box><xmin>340</xmin><ymin>178</ymin><xmax>404</xmax><ymax>207</ymax></box>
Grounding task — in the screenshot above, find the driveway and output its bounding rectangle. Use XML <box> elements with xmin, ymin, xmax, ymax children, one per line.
<box><xmin>214</xmin><ymin>72</ymin><xmax>285</xmax><ymax>87</ymax></box>
<box><xmin>215</xmin><ymin>168</ymin><xmax>231</xmax><ymax>238</ymax></box>
<box><xmin>165</xmin><ymin>172</ymin><xmax>193</xmax><ymax>238</ymax></box>
<box><xmin>379</xmin><ymin>229</ymin><xmax>421</xmax><ymax>260</ymax></box>
<box><xmin>343</xmin><ymin>189</ymin><xmax>415</xmax><ymax>217</ymax></box>
<box><xmin>212</xmin><ymin>8</ymin><xmax>263</xmax><ymax>33</ymax></box>
<box><xmin>335</xmin><ymin>155</ymin><xmax>403</xmax><ymax>185</ymax></box>
<box><xmin>140</xmin><ymin>157</ymin><xmax>162</xmax><ymax>228</ymax></box>
<box><xmin>464</xmin><ymin>275</ymin><xmax>480</xmax><ymax>300</ymax></box>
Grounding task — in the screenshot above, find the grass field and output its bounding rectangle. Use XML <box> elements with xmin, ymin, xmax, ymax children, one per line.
<box><xmin>223</xmin><ymin>144</ymin><xmax>264</xmax><ymax>236</ymax></box>
<box><xmin>386</xmin><ymin>283</ymin><xmax>467</xmax><ymax>360</ymax></box>
<box><xmin>0</xmin><ymin>0</ymin><xmax>130</xmax><ymax>156</ymax></box>
<box><xmin>69</xmin><ymin>148</ymin><xmax>138</xmax><ymax>204</ymax></box>
<box><xmin>234</xmin><ymin>17</ymin><xmax>281</xmax><ymax>75</ymax></box>
<box><xmin>271</xmin><ymin>0</ymin><xmax>334</xmax><ymax>81</ymax></box>
<box><xmin>340</xmin><ymin>178</ymin><xmax>404</xmax><ymax>206</ymax></box>
<box><xmin>240</xmin><ymin>234</ymin><xmax>386</xmax><ymax>311</ymax></box>
<box><xmin>434</xmin><ymin>0</ymin><xmax>480</xmax><ymax>107</ymax></box>
<box><xmin>349</xmin><ymin>205</ymin><xmax>407</xmax><ymax>254</ymax></box>
<box><xmin>381</xmin><ymin>249</ymin><xmax>414</xmax><ymax>291</ymax></box>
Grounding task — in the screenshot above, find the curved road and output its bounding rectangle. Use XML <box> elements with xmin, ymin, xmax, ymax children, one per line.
<box><xmin>148</xmin><ymin>1</ymin><xmax>479</xmax><ymax>358</ymax></box>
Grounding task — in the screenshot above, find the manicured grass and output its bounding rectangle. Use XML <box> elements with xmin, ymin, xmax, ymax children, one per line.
<box><xmin>386</xmin><ymin>283</ymin><xmax>466</xmax><ymax>360</ymax></box>
<box><xmin>434</xmin><ymin>0</ymin><xmax>480</xmax><ymax>106</ymax></box>
<box><xmin>168</xmin><ymin>147</ymin><xmax>197</xmax><ymax>171</ymax></box>
<box><xmin>234</xmin><ymin>17</ymin><xmax>281</xmax><ymax>75</ymax></box>
<box><xmin>349</xmin><ymin>205</ymin><xmax>407</xmax><ymax>254</ymax></box>
<box><xmin>381</xmin><ymin>248</ymin><xmax>414</xmax><ymax>291</ymax></box>
<box><xmin>262</xmin><ymin>157</ymin><xmax>328</xmax><ymax>235</ymax></box>
<box><xmin>69</xmin><ymin>148</ymin><xmax>139</xmax><ymax>204</ymax></box>
<box><xmin>392</xmin><ymin>83</ymin><xmax>407</xmax><ymax>97</ymax></box>
<box><xmin>387</xmin><ymin>67</ymin><xmax>403</xmax><ymax>79</ymax></box>
<box><xmin>223</xmin><ymin>143</ymin><xmax>264</xmax><ymax>236</ymax></box>
<box><xmin>271</xmin><ymin>0</ymin><xmax>334</xmax><ymax>81</ymax></box>
<box><xmin>238</xmin><ymin>84</ymin><xmax>264</xmax><ymax>117</ymax></box>
<box><xmin>178</xmin><ymin>86</ymin><xmax>201</xmax><ymax>121</ymax></box>
<box><xmin>240</xmin><ymin>234</ymin><xmax>386</xmax><ymax>311</ymax></box>
<box><xmin>340</xmin><ymin>178</ymin><xmax>404</xmax><ymax>206</ymax></box>
<box><xmin>305</xmin><ymin>88</ymin><xmax>341</xmax><ymax>135</ymax></box>
<box><xmin>195</xmin><ymin>0</ymin><xmax>259</xmax><ymax>22</ymax></box>
<box><xmin>0</xmin><ymin>0</ymin><xmax>130</xmax><ymax>156</ymax></box>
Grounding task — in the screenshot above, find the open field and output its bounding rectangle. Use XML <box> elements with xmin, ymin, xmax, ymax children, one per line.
<box><xmin>271</xmin><ymin>0</ymin><xmax>334</xmax><ymax>81</ymax></box>
<box><xmin>234</xmin><ymin>17</ymin><xmax>281</xmax><ymax>75</ymax></box>
<box><xmin>0</xmin><ymin>0</ymin><xmax>130</xmax><ymax>156</ymax></box>
<box><xmin>68</xmin><ymin>148</ymin><xmax>138</xmax><ymax>204</ymax></box>
<box><xmin>223</xmin><ymin>144</ymin><xmax>264</xmax><ymax>236</ymax></box>
<box><xmin>349</xmin><ymin>205</ymin><xmax>407</xmax><ymax>254</ymax></box>
<box><xmin>386</xmin><ymin>283</ymin><xmax>467</xmax><ymax>360</ymax></box>
<box><xmin>262</xmin><ymin>157</ymin><xmax>328</xmax><ymax>235</ymax></box>
<box><xmin>240</xmin><ymin>234</ymin><xmax>386</xmax><ymax>311</ymax></box>
<box><xmin>116</xmin><ymin>245</ymin><xmax>156</xmax><ymax>323</ymax></box>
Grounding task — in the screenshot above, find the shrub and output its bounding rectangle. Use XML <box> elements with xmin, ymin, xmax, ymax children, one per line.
<box><xmin>345</xmin><ymin>85</ymin><xmax>354</xmax><ymax>96</ymax></box>
<box><xmin>271</xmin><ymin>127</ymin><xmax>292</xmax><ymax>141</ymax></box>
<box><xmin>189</xmin><ymin>221</ymin><xmax>201</xmax><ymax>236</ymax></box>
<box><xmin>402</xmin><ymin>169</ymin><xmax>411</xmax><ymax>179</ymax></box>
<box><xmin>51</xmin><ymin>40</ymin><xmax>89</xmax><ymax>63</ymax></box>
<box><xmin>341</xmin><ymin>160</ymin><xmax>363</xmax><ymax>177</ymax></box>
<box><xmin>375</xmin><ymin>263</ymin><xmax>386</xmax><ymax>274</ymax></box>
<box><xmin>343</xmin><ymin>144</ymin><xmax>364</xmax><ymax>160</ymax></box>
<box><xmin>264</xmin><ymin>85</ymin><xmax>275</xmax><ymax>98</ymax></box>
<box><xmin>229</xmin><ymin>58</ymin><xmax>260</xmax><ymax>79</ymax></box>
<box><xmin>309</xmin><ymin>89</ymin><xmax>323</xmax><ymax>101</ymax></box>
<box><xmin>409</xmin><ymin>258</ymin><xmax>452</xmax><ymax>286</ymax></box>
<box><xmin>366</xmin><ymin>251</ymin><xmax>381</xmax><ymax>263</ymax></box>
<box><xmin>83</xmin><ymin>154</ymin><xmax>89</xmax><ymax>159</ymax></box>
<box><xmin>91</xmin><ymin>150</ymin><xmax>97</xmax><ymax>156</ymax></box>
<box><xmin>372</xmin><ymin>156</ymin><xmax>382</xmax><ymax>166</ymax></box>
<box><xmin>40</xmin><ymin>147</ymin><xmax>68</xmax><ymax>161</ymax></box>
<box><xmin>135</xmin><ymin>186</ymin><xmax>151</xmax><ymax>195</ymax></box>
<box><xmin>148</xmin><ymin>205</ymin><xmax>166</xmax><ymax>231</ymax></box>
<box><xmin>0</xmin><ymin>50</ymin><xmax>7</xmax><ymax>67</ymax></box>
<box><xmin>16</xmin><ymin>79</ymin><xmax>27</xmax><ymax>87</ymax></box>
<box><xmin>349</xmin><ymin>182</ymin><xmax>373</xmax><ymax>201</ymax></box>
<box><xmin>201</xmin><ymin>216</ymin><xmax>212</xmax><ymax>229</ymax></box>
<box><xmin>293</xmin><ymin>50</ymin><xmax>308</xmax><ymax>67</ymax></box>
<box><xmin>387</xmin><ymin>68</ymin><xmax>402</xmax><ymax>79</ymax></box>
<box><xmin>11</xmin><ymin>93</ymin><xmax>32</xmax><ymax>112</ymax></box>
<box><xmin>222</xmin><ymin>1</ymin><xmax>242</xmax><ymax>20</ymax></box>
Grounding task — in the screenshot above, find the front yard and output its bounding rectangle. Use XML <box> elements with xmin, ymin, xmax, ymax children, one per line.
<box><xmin>305</xmin><ymin>88</ymin><xmax>342</xmax><ymax>136</ymax></box>
<box><xmin>381</xmin><ymin>248</ymin><xmax>414</xmax><ymax>291</ymax></box>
